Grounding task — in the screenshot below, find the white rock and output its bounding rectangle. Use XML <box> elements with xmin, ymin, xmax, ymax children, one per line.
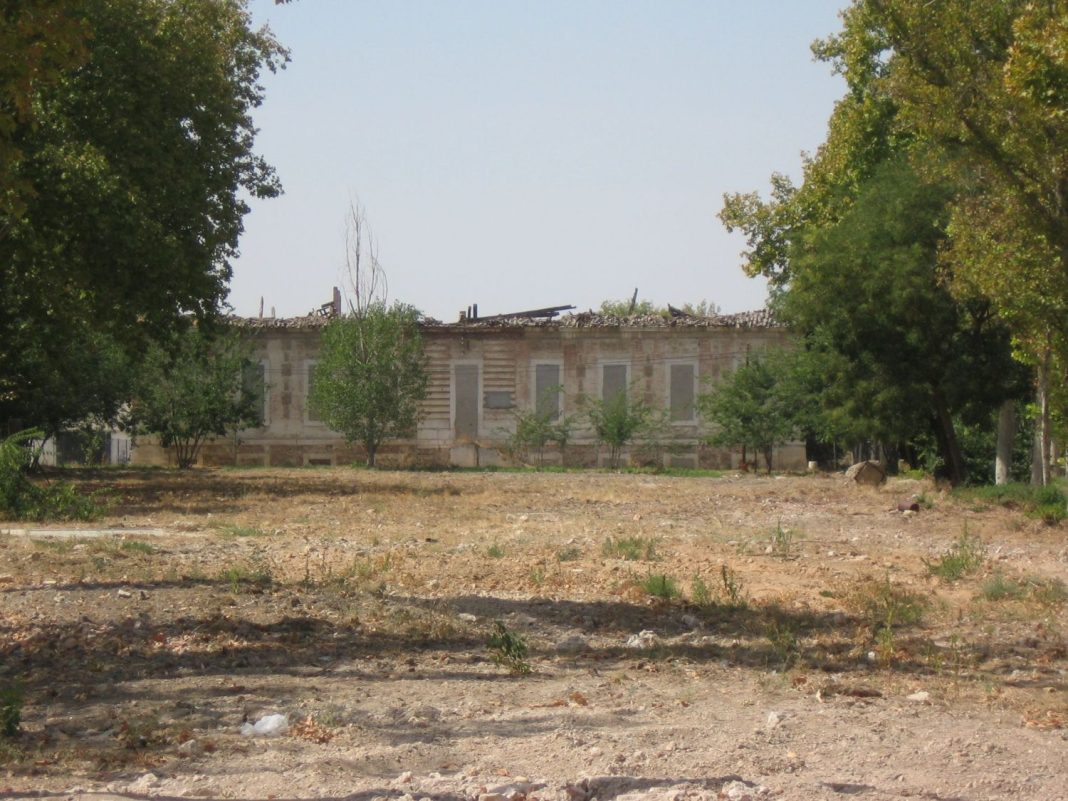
<box><xmin>625</xmin><ymin>630</ymin><xmax>660</xmax><ymax>649</ymax></box>
<box><xmin>907</xmin><ymin>691</ymin><xmax>931</xmax><ymax>702</ymax></box>
<box><xmin>127</xmin><ymin>773</ymin><xmax>160</xmax><ymax>794</ymax></box>
<box><xmin>177</xmin><ymin>739</ymin><xmax>201</xmax><ymax>756</ymax></box>
<box><xmin>766</xmin><ymin>710</ymin><xmax>784</xmax><ymax>729</ymax></box>
<box><xmin>458</xmin><ymin>613</ymin><xmax>477</xmax><ymax>623</ymax></box>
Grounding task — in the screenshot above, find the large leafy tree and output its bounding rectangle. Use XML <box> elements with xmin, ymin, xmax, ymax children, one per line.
<box><xmin>784</xmin><ymin>158</ymin><xmax>1020</xmax><ymax>483</ymax></box>
<box><xmin>0</xmin><ymin>0</ymin><xmax>287</xmax><ymax>434</ymax></box>
<box><xmin>845</xmin><ymin>0</ymin><xmax>1068</xmax><ymax>484</ymax></box>
<box><xmin>697</xmin><ymin>350</ymin><xmax>809</xmax><ymax>474</ymax></box>
<box><xmin>718</xmin><ymin>2</ymin><xmax>1029</xmax><ymax>484</ymax></box>
<box><xmin>310</xmin><ymin>304</ymin><xmax>429</xmax><ymax>467</ymax></box>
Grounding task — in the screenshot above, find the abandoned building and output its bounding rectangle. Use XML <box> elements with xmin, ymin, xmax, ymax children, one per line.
<box><xmin>129</xmin><ymin>300</ymin><xmax>806</xmax><ymax>471</ymax></box>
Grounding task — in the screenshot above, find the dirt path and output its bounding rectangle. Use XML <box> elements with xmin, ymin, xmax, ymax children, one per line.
<box><xmin>0</xmin><ymin>469</ymin><xmax>1065</xmax><ymax>800</ymax></box>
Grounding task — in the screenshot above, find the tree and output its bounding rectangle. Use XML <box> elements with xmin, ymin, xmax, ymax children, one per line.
<box><xmin>697</xmin><ymin>352</ymin><xmax>802</xmax><ymax>474</ymax></box>
<box><xmin>128</xmin><ymin>328</ymin><xmax>262</xmax><ymax>469</ymax></box>
<box><xmin>718</xmin><ymin>5</ymin><xmax>1029</xmax><ymax>484</ymax></box>
<box><xmin>310</xmin><ymin>304</ymin><xmax>429</xmax><ymax>467</ymax></box>
<box><xmin>0</xmin><ymin>0</ymin><xmax>287</xmax><ymax>434</ymax></box>
<box><xmin>506</xmin><ymin>386</ymin><xmax>573</xmax><ymax>466</ymax></box>
<box><xmin>822</xmin><ymin>0</ymin><xmax>1068</xmax><ymax>483</ymax></box>
<box><xmin>582</xmin><ymin>389</ymin><xmax>652</xmax><ymax>469</ymax></box>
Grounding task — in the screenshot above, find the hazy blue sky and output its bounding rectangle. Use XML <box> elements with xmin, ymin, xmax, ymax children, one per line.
<box><xmin>231</xmin><ymin>1</ymin><xmax>849</xmax><ymax>321</ymax></box>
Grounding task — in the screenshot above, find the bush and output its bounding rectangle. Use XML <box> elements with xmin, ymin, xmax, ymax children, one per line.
<box><xmin>953</xmin><ymin>482</ymin><xmax>1067</xmax><ymax>523</ymax></box>
<box><xmin>0</xmin><ymin>431</ymin><xmax>99</xmax><ymax>521</ymax></box>
<box><xmin>923</xmin><ymin>529</ymin><xmax>986</xmax><ymax>581</ymax></box>
<box><xmin>640</xmin><ymin>573</ymin><xmax>679</xmax><ymax>600</ymax></box>
<box><xmin>0</xmin><ymin>684</ymin><xmax>22</xmax><ymax>738</ymax></box>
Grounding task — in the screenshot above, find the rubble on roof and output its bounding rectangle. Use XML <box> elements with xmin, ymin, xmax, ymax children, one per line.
<box><xmin>228</xmin><ymin>307</ymin><xmax>777</xmax><ymax>331</ymax></box>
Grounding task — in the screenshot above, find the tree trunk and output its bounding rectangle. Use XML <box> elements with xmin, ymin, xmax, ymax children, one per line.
<box><xmin>1032</xmin><ymin>348</ymin><xmax>1052</xmax><ymax>486</ymax></box>
<box><xmin>366</xmin><ymin>442</ymin><xmax>377</xmax><ymax>468</ymax></box>
<box><xmin>763</xmin><ymin>445</ymin><xmax>773</xmax><ymax>475</ymax></box>
<box><xmin>995</xmin><ymin>400</ymin><xmax>1015</xmax><ymax>485</ymax></box>
<box><xmin>933</xmin><ymin>391</ymin><xmax>966</xmax><ymax>485</ymax></box>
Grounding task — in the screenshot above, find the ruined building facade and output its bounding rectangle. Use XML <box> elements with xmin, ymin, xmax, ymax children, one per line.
<box><xmin>130</xmin><ymin>308</ymin><xmax>806</xmax><ymax>471</ymax></box>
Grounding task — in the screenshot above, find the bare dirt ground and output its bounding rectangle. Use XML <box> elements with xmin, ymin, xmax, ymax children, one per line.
<box><xmin>0</xmin><ymin>468</ymin><xmax>1066</xmax><ymax>801</ymax></box>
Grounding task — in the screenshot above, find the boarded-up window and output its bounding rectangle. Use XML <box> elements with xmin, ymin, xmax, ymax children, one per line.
<box><xmin>602</xmin><ymin>364</ymin><xmax>628</xmax><ymax>404</ymax></box>
<box><xmin>242</xmin><ymin>361</ymin><xmax>267</xmax><ymax>425</ymax></box>
<box><xmin>306</xmin><ymin>362</ymin><xmax>320</xmax><ymax>422</ymax></box>
<box><xmin>535</xmin><ymin>364</ymin><xmax>561</xmax><ymax>420</ymax></box>
<box><xmin>454</xmin><ymin>364</ymin><xmax>479</xmax><ymax>438</ymax></box>
<box><xmin>670</xmin><ymin>363</ymin><xmax>695</xmax><ymax>421</ymax></box>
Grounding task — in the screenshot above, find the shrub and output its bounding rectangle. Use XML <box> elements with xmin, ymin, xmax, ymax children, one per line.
<box><xmin>924</xmin><ymin>529</ymin><xmax>986</xmax><ymax>581</ymax></box>
<box><xmin>488</xmin><ymin>622</ymin><xmax>532</xmax><ymax>675</ymax></box>
<box><xmin>0</xmin><ymin>684</ymin><xmax>22</xmax><ymax>738</ymax></box>
<box><xmin>640</xmin><ymin>573</ymin><xmax>679</xmax><ymax>600</ymax></box>
<box><xmin>602</xmin><ymin>536</ymin><xmax>659</xmax><ymax>561</ymax></box>
<box><xmin>0</xmin><ymin>430</ymin><xmax>99</xmax><ymax>521</ymax></box>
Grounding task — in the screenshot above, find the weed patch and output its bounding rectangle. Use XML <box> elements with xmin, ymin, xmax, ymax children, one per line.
<box><xmin>924</xmin><ymin>529</ymin><xmax>985</xmax><ymax>581</ymax></box>
<box><xmin>640</xmin><ymin>573</ymin><xmax>679</xmax><ymax>600</ymax></box>
<box><xmin>488</xmin><ymin>622</ymin><xmax>532</xmax><ymax>675</ymax></box>
<box><xmin>602</xmin><ymin>536</ymin><xmax>659</xmax><ymax>561</ymax></box>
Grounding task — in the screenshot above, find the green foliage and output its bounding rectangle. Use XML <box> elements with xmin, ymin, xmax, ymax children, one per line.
<box><xmin>0</xmin><ymin>684</ymin><xmax>22</xmax><ymax>739</ymax></box>
<box><xmin>1</xmin><ymin>0</ymin><xmax>286</xmax><ymax>433</ymax></box>
<box><xmin>310</xmin><ymin>304</ymin><xmax>428</xmax><ymax>467</ymax></box>
<box><xmin>486</xmin><ymin>542</ymin><xmax>505</xmax><ymax>558</ymax></box>
<box><xmin>690</xmin><ymin>574</ymin><xmax>712</xmax><ymax>606</ymax></box>
<box><xmin>697</xmin><ymin>351</ymin><xmax>804</xmax><ymax>473</ymax></box>
<box><xmin>127</xmin><ymin>328</ymin><xmax>261</xmax><ymax>469</ymax></box>
<box><xmin>691</xmin><ymin>565</ymin><xmax>748</xmax><ymax>609</ymax></box>
<box><xmin>582</xmin><ymin>390</ymin><xmax>653</xmax><ymax>469</ymax></box>
<box><xmin>601</xmin><ymin>536</ymin><xmax>659</xmax><ymax>561</ymax></box>
<box><xmin>763</xmin><ymin>619</ymin><xmax>801</xmax><ymax>669</ymax></box>
<box><xmin>487</xmin><ymin>621</ymin><xmax>532</xmax><ymax>675</ymax></box>
<box><xmin>718</xmin><ymin>565</ymin><xmax>747</xmax><ymax>608</ymax></box>
<box><xmin>556</xmin><ymin>546</ymin><xmax>582</xmax><ymax>562</ymax></box>
<box><xmin>597</xmin><ymin>298</ymin><xmax>721</xmax><ymax>318</ymax></box>
<box><xmin>770</xmin><ymin>520</ymin><xmax>793</xmax><ymax>559</ymax></box>
<box><xmin>640</xmin><ymin>573</ymin><xmax>679</xmax><ymax>600</ymax></box>
<box><xmin>924</xmin><ymin>529</ymin><xmax>986</xmax><ymax>581</ymax></box>
<box><xmin>953</xmin><ymin>482</ymin><xmax>1066</xmax><ymax>523</ymax></box>
<box><xmin>0</xmin><ymin>430</ymin><xmax>98</xmax><ymax>521</ymax></box>
<box><xmin>506</xmin><ymin>387</ymin><xmax>573</xmax><ymax>466</ymax></box>
<box><xmin>979</xmin><ymin>572</ymin><xmax>1026</xmax><ymax>602</ymax></box>
<box><xmin>847</xmin><ymin>576</ymin><xmax>927</xmax><ymax>632</ymax></box>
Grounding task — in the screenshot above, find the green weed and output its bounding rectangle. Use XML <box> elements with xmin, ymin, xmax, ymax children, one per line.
<box><xmin>847</xmin><ymin>575</ymin><xmax>927</xmax><ymax>631</ymax></box>
<box><xmin>120</xmin><ymin>540</ymin><xmax>155</xmax><ymax>555</ymax></box>
<box><xmin>690</xmin><ymin>574</ymin><xmax>712</xmax><ymax>606</ymax></box>
<box><xmin>602</xmin><ymin>535</ymin><xmax>659</xmax><ymax>561</ymax></box>
<box><xmin>488</xmin><ymin>621</ymin><xmax>532</xmax><ymax>675</ymax></box>
<box><xmin>979</xmin><ymin>572</ymin><xmax>1026</xmax><ymax>601</ymax></box>
<box><xmin>718</xmin><ymin>564</ymin><xmax>748</xmax><ymax>608</ymax></box>
<box><xmin>764</xmin><ymin>619</ymin><xmax>801</xmax><ymax>669</ymax></box>
<box><xmin>556</xmin><ymin>546</ymin><xmax>582</xmax><ymax>562</ymax></box>
<box><xmin>213</xmin><ymin>522</ymin><xmax>269</xmax><ymax>539</ymax></box>
<box><xmin>924</xmin><ymin>528</ymin><xmax>986</xmax><ymax>581</ymax></box>
<box><xmin>640</xmin><ymin>573</ymin><xmax>679</xmax><ymax>600</ymax></box>
<box><xmin>770</xmin><ymin>520</ymin><xmax>793</xmax><ymax>559</ymax></box>
<box><xmin>0</xmin><ymin>684</ymin><xmax>22</xmax><ymax>738</ymax></box>
<box><xmin>487</xmin><ymin>542</ymin><xmax>505</xmax><ymax>558</ymax></box>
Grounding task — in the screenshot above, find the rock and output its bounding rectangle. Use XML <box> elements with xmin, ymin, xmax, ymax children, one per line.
<box><xmin>845</xmin><ymin>461</ymin><xmax>886</xmax><ymax>486</ymax></box>
<box><xmin>766</xmin><ymin>710</ymin><xmax>784</xmax><ymax>729</ymax></box>
<box><xmin>458</xmin><ymin>613</ymin><xmax>478</xmax><ymax>623</ymax></box>
<box><xmin>625</xmin><ymin>630</ymin><xmax>660</xmax><ymax>649</ymax></box>
<box><xmin>127</xmin><ymin>773</ymin><xmax>160</xmax><ymax>794</ymax></box>
<box><xmin>116</xmin><ymin>588</ymin><xmax>133</xmax><ymax>598</ymax></box>
<box><xmin>720</xmin><ymin>779</ymin><xmax>770</xmax><ymax>800</ymax></box>
<box><xmin>178</xmin><ymin>739</ymin><xmax>201</xmax><ymax>756</ymax></box>
<box><xmin>897</xmin><ymin>501</ymin><xmax>921</xmax><ymax>512</ymax></box>
<box><xmin>557</xmin><ymin>633</ymin><xmax>588</xmax><ymax>652</ymax></box>
<box><xmin>907</xmin><ymin>691</ymin><xmax>930</xmax><ymax>702</ymax></box>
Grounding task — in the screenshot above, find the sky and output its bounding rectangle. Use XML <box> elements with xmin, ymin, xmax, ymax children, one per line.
<box><xmin>230</xmin><ymin>1</ymin><xmax>849</xmax><ymax>322</ymax></box>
